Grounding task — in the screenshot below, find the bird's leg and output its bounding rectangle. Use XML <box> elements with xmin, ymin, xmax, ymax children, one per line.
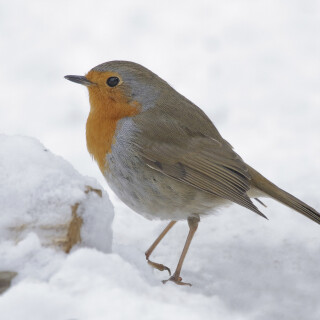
<box><xmin>162</xmin><ymin>216</ymin><xmax>199</xmax><ymax>286</ymax></box>
<box><xmin>145</xmin><ymin>220</ymin><xmax>176</xmax><ymax>275</ymax></box>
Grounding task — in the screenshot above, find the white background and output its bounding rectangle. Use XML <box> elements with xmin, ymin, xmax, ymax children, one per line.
<box><xmin>0</xmin><ymin>0</ymin><xmax>319</xmax><ymax>319</ymax></box>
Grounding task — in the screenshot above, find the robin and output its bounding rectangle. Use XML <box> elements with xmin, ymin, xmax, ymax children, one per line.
<box><xmin>65</xmin><ymin>61</ymin><xmax>320</xmax><ymax>286</ymax></box>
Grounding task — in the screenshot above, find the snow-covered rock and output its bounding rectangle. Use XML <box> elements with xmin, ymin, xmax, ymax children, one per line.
<box><xmin>0</xmin><ymin>135</ymin><xmax>114</xmax><ymax>292</ymax></box>
<box><xmin>0</xmin><ymin>134</ymin><xmax>114</xmax><ymax>253</ymax></box>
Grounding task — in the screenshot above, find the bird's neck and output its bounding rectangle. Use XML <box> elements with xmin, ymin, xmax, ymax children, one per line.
<box><xmin>86</xmin><ymin>88</ymin><xmax>140</xmax><ymax>173</ymax></box>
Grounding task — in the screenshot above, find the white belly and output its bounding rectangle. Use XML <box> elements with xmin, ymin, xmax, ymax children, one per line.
<box><xmin>104</xmin><ymin>118</ymin><xmax>229</xmax><ymax>220</ymax></box>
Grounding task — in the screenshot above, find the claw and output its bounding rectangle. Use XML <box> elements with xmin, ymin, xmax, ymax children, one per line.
<box><xmin>162</xmin><ymin>274</ymin><xmax>192</xmax><ymax>286</ymax></box>
<box><xmin>147</xmin><ymin>259</ymin><xmax>171</xmax><ymax>275</ymax></box>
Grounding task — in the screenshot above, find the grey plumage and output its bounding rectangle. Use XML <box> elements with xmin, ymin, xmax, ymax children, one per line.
<box><xmin>98</xmin><ymin>61</ymin><xmax>319</xmax><ymax>223</ymax></box>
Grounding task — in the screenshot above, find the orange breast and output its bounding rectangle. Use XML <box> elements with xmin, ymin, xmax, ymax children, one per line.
<box><xmin>85</xmin><ymin>72</ymin><xmax>140</xmax><ymax>173</ymax></box>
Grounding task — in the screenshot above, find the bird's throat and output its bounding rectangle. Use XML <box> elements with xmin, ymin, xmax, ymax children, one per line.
<box><xmin>86</xmin><ymin>87</ymin><xmax>140</xmax><ymax>173</ymax></box>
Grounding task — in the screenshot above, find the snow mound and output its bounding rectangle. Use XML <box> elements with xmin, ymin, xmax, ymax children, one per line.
<box><xmin>0</xmin><ymin>134</ymin><xmax>114</xmax><ymax>287</ymax></box>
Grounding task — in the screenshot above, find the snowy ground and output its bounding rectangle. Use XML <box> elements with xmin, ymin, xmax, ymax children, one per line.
<box><xmin>0</xmin><ymin>0</ymin><xmax>320</xmax><ymax>319</ymax></box>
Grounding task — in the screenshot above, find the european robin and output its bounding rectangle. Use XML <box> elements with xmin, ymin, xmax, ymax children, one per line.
<box><xmin>65</xmin><ymin>61</ymin><xmax>320</xmax><ymax>286</ymax></box>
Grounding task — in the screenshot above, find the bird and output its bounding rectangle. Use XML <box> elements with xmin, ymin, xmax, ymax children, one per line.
<box><xmin>65</xmin><ymin>61</ymin><xmax>320</xmax><ymax>286</ymax></box>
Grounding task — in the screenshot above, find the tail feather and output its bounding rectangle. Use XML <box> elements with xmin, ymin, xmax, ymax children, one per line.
<box><xmin>247</xmin><ymin>165</ymin><xmax>320</xmax><ymax>224</ymax></box>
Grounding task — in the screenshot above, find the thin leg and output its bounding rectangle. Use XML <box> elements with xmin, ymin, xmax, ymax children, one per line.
<box><xmin>145</xmin><ymin>220</ymin><xmax>176</xmax><ymax>275</ymax></box>
<box><xmin>163</xmin><ymin>216</ymin><xmax>199</xmax><ymax>286</ymax></box>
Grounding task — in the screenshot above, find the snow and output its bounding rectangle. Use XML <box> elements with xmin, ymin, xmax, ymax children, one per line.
<box><xmin>0</xmin><ymin>1</ymin><xmax>320</xmax><ymax>319</ymax></box>
<box><xmin>0</xmin><ymin>135</ymin><xmax>114</xmax><ymax>292</ymax></box>
<box><xmin>0</xmin><ymin>135</ymin><xmax>114</xmax><ymax>253</ymax></box>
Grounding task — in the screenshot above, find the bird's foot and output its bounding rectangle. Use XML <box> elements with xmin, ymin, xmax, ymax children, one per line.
<box><xmin>162</xmin><ymin>273</ymin><xmax>192</xmax><ymax>286</ymax></box>
<box><xmin>147</xmin><ymin>259</ymin><xmax>171</xmax><ymax>275</ymax></box>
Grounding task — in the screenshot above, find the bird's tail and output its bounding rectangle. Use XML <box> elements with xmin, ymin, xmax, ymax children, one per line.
<box><xmin>247</xmin><ymin>165</ymin><xmax>320</xmax><ymax>224</ymax></box>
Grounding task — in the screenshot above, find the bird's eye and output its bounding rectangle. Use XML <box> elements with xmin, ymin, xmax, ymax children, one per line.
<box><xmin>106</xmin><ymin>77</ymin><xmax>120</xmax><ymax>87</ymax></box>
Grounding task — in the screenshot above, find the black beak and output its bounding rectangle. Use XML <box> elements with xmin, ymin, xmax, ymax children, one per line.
<box><xmin>64</xmin><ymin>75</ymin><xmax>94</xmax><ymax>86</ymax></box>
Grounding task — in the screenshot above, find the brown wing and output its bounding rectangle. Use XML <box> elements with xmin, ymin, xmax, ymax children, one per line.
<box><xmin>133</xmin><ymin>108</ymin><xmax>266</xmax><ymax>218</ymax></box>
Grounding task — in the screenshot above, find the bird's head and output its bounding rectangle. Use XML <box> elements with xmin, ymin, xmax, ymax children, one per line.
<box><xmin>65</xmin><ymin>60</ymin><xmax>167</xmax><ymax>116</ymax></box>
